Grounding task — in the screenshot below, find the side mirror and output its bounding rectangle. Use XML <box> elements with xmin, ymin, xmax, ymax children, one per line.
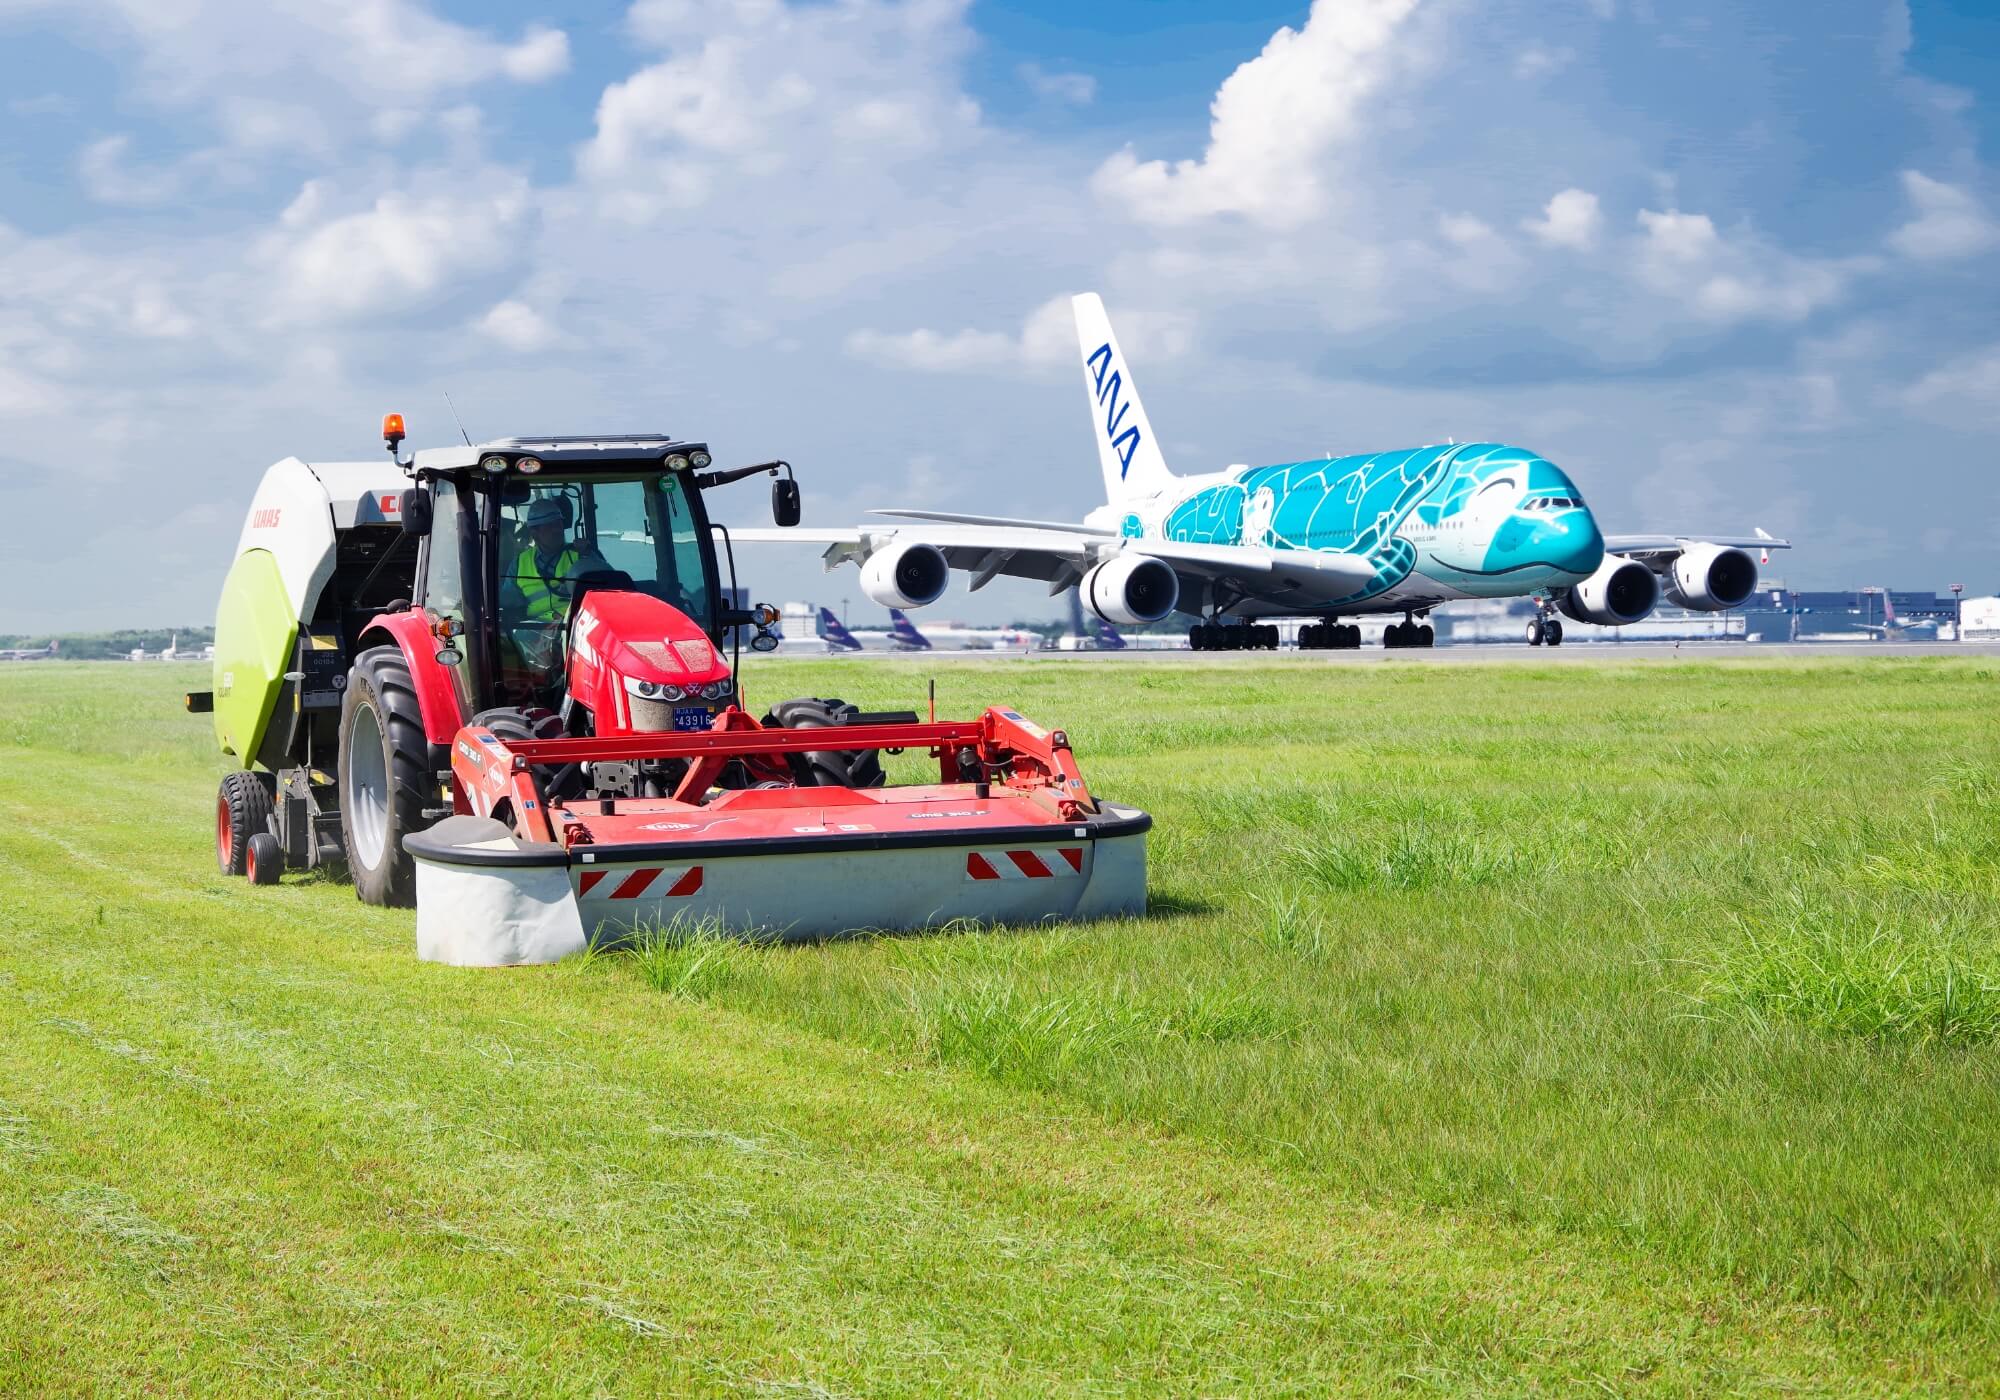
<box><xmin>771</xmin><ymin>477</ymin><xmax>801</xmax><ymax>528</ymax></box>
<box><xmin>399</xmin><ymin>488</ymin><xmax>433</xmax><ymax>538</ymax></box>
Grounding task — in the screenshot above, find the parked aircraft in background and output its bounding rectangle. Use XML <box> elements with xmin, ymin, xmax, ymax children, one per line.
<box><xmin>1855</xmin><ymin>589</ymin><xmax>1940</xmax><ymax>640</ymax></box>
<box><xmin>0</xmin><ymin>639</ymin><xmax>57</xmax><ymax>661</ymax></box>
<box><xmin>743</xmin><ymin>293</ymin><xmax>1789</xmax><ymax>650</ymax></box>
<box><xmin>818</xmin><ymin>606</ymin><xmax>865</xmax><ymax>653</ymax></box>
<box><xmin>887</xmin><ymin>609</ymin><xmax>933</xmax><ymax>651</ymax></box>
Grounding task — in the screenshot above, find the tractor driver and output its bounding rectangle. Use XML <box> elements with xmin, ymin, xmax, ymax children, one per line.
<box><xmin>498</xmin><ymin>496</ymin><xmax>610</xmax><ymax>690</ymax></box>
<box><xmin>508</xmin><ymin>497</ymin><xmax>608</xmax><ymax>624</ymax></box>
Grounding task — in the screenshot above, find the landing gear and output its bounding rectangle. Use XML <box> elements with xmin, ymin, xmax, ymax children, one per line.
<box><xmin>1189</xmin><ymin>621</ymin><xmax>1281</xmax><ymax>651</ymax></box>
<box><xmin>1384</xmin><ymin>615</ymin><xmax>1436</xmax><ymax>649</ymax></box>
<box><xmin>1297</xmin><ymin>622</ymin><xmax>1361</xmax><ymax>650</ymax></box>
<box><xmin>1526</xmin><ymin>601</ymin><xmax>1564</xmax><ymax>647</ymax></box>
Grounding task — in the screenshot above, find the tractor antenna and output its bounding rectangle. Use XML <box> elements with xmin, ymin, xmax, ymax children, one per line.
<box><xmin>443</xmin><ymin>390</ymin><xmax>473</xmax><ymax>447</ymax></box>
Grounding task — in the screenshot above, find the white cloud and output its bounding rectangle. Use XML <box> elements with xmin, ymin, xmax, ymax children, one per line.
<box><xmin>1887</xmin><ymin>170</ymin><xmax>1998</xmax><ymax>261</ymax></box>
<box><xmin>1436</xmin><ymin>213</ymin><xmax>1522</xmax><ymax>291</ymax></box>
<box><xmin>78</xmin><ymin>136</ymin><xmax>184</xmax><ymax>206</ymax></box>
<box><xmin>845</xmin><ymin>295</ymin><xmax>1073</xmax><ymax>375</ymax></box>
<box><xmin>1092</xmin><ymin>0</ymin><xmax>1424</xmax><ymax>229</ymax></box>
<box><xmin>1636</xmin><ymin>208</ymin><xmax>1719</xmax><ymax>263</ymax></box>
<box><xmin>4</xmin><ymin>0</ymin><xmax>566</xmax><ymax>168</ymax></box>
<box><xmin>1632</xmin><ymin>208</ymin><xmax>1859</xmax><ymax>324</ymax></box>
<box><xmin>500</xmin><ymin>25</ymin><xmax>571</xmax><ymax>82</ymax></box>
<box><xmin>475</xmin><ymin>300</ymin><xmax>559</xmax><ymax>352</ymax></box>
<box><xmin>580</xmin><ymin>0</ymin><xmax>980</xmax><ymax>220</ymax></box>
<box><xmin>1522</xmin><ymin>188</ymin><xmax>1602</xmax><ymax>250</ymax></box>
<box><xmin>259</xmin><ymin>175</ymin><xmax>532</xmax><ymax>323</ymax></box>
<box><xmin>1904</xmin><ymin>345</ymin><xmax>2000</xmax><ymax>427</ymax></box>
<box><xmin>1513</xmin><ymin>44</ymin><xmax>1574</xmax><ymax>80</ymax></box>
<box><xmin>1019</xmin><ymin>63</ymin><xmax>1095</xmax><ymax>105</ymax></box>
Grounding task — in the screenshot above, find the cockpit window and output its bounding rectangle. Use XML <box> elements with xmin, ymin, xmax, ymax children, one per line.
<box><xmin>1523</xmin><ymin>495</ymin><xmax>1583</xmax><ymax>511</ymax></box>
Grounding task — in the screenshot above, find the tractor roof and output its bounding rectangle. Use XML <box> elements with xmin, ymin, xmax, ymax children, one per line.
<box><xmin>412</xmin><ymin>435</ymin><xmax>705</xmax><ymax>472</ymax></box>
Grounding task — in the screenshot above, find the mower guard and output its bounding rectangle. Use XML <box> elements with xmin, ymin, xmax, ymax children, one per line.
<box><xmin>404</xmin><ymin>707</ymin><xmax>1150</xmax><ymax>964</ymax></box>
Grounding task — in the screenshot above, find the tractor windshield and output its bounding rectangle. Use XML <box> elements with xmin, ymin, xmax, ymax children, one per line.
<box><xmin>496</xmin><ymin>471</ymin><xmax>716</xmax><ymax>646</ymax></box>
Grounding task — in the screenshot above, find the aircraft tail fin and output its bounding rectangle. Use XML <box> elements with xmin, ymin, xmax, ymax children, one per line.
<box><xmin>818</xmin><ymin>606</ymin><xmax>862</xmax><ymax>651</ymax></box>
<box><xmin>1093</xmin><ymin>617</ymin><xmax>1127</xmax><ymax>649</ymax></box>
<box><xmin>1072</xmin><ymin>293</ymin><xmax>1175</xmax><ymax>508</ymax></box>
<box><xmin>888</xmin><ymin>608</ymin><xmax>933</xmax><ymax>650</ymax></box>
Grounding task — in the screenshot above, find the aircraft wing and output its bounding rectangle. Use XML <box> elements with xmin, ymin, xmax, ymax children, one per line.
<box><xmin>1603</xmin><ymin>531</ymin><xmax>1790</xmax><ymax>563</ymax></box>
<box><xmin>731</xmin><ymin>523</ymin><xmax>1381</xmax><ymax>594</ymax></box>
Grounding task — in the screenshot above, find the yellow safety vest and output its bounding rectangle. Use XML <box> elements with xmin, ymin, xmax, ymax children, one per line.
<box><xmin>517</xmin><ymin>545</ymin><xmax>579</xmax><ymax>621</ymax></box>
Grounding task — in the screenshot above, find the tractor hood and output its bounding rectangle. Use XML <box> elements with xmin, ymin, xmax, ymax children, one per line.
<box><xmin>568</xmin><ymin>591</ymin><xmax>734</xmax><ymax>734</ymax></box>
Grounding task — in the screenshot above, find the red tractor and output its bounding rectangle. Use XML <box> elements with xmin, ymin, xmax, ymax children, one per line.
<box><xmin>202</xmin><ymin>420</ymin><xmax>1147</xmax><ymax>959</ymax></box>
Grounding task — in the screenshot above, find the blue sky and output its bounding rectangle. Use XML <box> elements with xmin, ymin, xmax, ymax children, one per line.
<box><xmin>1</xmin><ymin>0</ymin><xmax>1995</xmax><ymax>630</ymax></box>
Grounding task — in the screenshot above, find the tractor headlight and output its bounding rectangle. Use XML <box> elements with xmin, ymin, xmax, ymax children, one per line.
<box><xmin>480</xmin><ymin>455</ymin><xmax>509</xmax><ymax>474</ymax></box>
<box><xmin>516</xmin><ymin>456</ymin><xmax>543</xmax><ymax>475</ymax></box>
<box><xmin>624</xmin><ymin>677</ymin><xmax>689</xmax><ymax>701</ymax></box>
<box><xmin>665</xmin><ymin>453</ymin><xmax>690</xmax><ymax>471</ymax></box>
<box><xmin>698</xmin><ymin>679</ymin><xmax>734</xmax><ymax>702</ymax></box>
<box><xmin>689</xmin><ymin>450</ymin><xmax>711</xmax><ymax>469</ymax></box>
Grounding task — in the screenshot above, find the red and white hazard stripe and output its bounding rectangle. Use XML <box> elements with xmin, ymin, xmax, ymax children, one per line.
<box><xmin>576</xmin><ymin>866</ymin><xmax>704</xmax><ymax>899</ymax></box>
<box><xmin>965</xmin><ymin>847</ymin><xmax>1084</xmax><ymax>881</ymax></box>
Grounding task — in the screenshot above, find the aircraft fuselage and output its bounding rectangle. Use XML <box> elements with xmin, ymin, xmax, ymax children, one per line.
<box><xmin>1084</xmin><ymin>442</ymin><xmax>1605</xmax><ymax>618</ymax></box>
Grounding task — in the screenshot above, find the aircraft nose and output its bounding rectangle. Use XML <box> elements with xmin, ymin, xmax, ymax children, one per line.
<box><xmin>1552</xmin><ymin>511</ymin><xmax>1606</xmax><ymax>578</ymax></box>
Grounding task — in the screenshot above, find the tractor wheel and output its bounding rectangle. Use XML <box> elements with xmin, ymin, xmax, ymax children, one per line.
<box><xmin>216</xmin><ymin>770</ymin><xmax>276</xmax><ymax>876</ymax></box>
<box><xmin>471</xmin><ymin>706</ymin><xmax>563</xmax><ymax>743</ymax></box>
<box><xmin>763</xmin><ymin>697</ymin><xmax>885</xmax><ymax>788</ymax></box>
<box><xmin>339</xmin><ymin>645</ymin><xmax>437</xmax><ymax>908</ymax></box>
<box><xmin>471</xmin><ymin>706</ymin><xmax>586</xmax><ymax>803</ymax></box>
<box><xmin>246</xmin><ymin>832</ymin><xmax>283</xmax><ymax>885</ymax></box>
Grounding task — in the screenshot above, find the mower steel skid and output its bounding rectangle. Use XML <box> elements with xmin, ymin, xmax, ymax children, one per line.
<box><xmin>405</xmin><ymin>706</ymin><xmax>1149</xmax><ymax>960</ymax></box>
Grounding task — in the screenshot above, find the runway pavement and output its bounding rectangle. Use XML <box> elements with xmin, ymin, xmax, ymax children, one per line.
<box><xmin>810</xmin><ymin>641</ymin><xmax>2000</xmax><ymax>663</ymax></box>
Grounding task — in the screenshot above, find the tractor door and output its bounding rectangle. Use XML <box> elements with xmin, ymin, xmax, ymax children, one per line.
<box><xmin>414</xmin><ymin>475</ymin><xmax>481</xmax><ymax>716</ymax></box>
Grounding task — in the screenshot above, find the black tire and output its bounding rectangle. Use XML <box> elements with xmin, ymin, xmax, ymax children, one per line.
<box><xmin>471</xmin><ymin>706</ymin><xmax>563</xmax><ymax>743</ymax></box>
<box><xmin>339</xmin><ymin>645</ymin><xmax>438</xmax><ymax>908</ymax></box>
<box><xmin>473</xmin><ymin>706</ymin><xmax>585</xmax><ymax>803</ymax></box>
<box><xmin>1545</xmin><ymin>620</ymin><xmax>1564</xmax><ymax>647</ymax></box>
<box><xmin>1420</xmin><ymin>624</ymin><xmax>1436</xmax><ymax>648</ymax></box>
<box><xmin>216</xmin><ymin>770</ymin><xmax>276</xmax><ymax>876</ymax></box>
<box><xmin>246</xmin><ymin>832</ymin><xmax>283</xmax><ymax>885</ymax></box>
<box><xmin>764</xmin><ymin>697</ymin><xmax>885</xmax><ymax>788</ymax></box>
<box><xmin>1527</xmin><ymin>618</ymin><xmax>1545</xmax><ymax>646</ymax></box>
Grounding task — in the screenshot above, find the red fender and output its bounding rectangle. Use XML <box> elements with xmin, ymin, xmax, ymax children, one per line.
<box><xmin>357</xmin><ymin>610</ymin><xmax>467</xmax><ymax>747</ymax></box>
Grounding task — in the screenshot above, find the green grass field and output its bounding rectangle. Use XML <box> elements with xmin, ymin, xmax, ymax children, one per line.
<box><xmin>3</xmin><ymin>655</ymin><xmax>1998</xmax><ymax>1394</ymax></box>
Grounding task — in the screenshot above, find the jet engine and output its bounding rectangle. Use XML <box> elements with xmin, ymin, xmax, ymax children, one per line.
<box><xmin>1081</xmin><ymin>554</ymin><xmax>1179</xmax><ymax>626</ymax></box>
<box><xmin>1558</xmin><ymin>555</ymin><xmax>1660</xmax><ymax>626</ymax></box>
<box><xmin>859</xmin><ymin>542</ymin><xmax>950</xmax><ymax>609</ymax></box>
<box><xmin>1663</xmin><ymin>543</ymin><xmax>1758</xmax><ymax>610</ymax></box>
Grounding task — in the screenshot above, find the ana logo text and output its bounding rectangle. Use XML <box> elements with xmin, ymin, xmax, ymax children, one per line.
<box><xmin>1085</xmin><ymin>342</ymin><xmax>1142</xmax><ymax>479</ymax></box>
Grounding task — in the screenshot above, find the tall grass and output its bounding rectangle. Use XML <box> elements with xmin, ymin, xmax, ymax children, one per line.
<box><xmin>618</xmin><ymin>915</ymin><xmax>769</xmax><ymax>999</ymax></box>
<box><xmin>1697</xmin><ymin>897</ymin><xmax>2000</xmax><ymax>1044</ymax></box>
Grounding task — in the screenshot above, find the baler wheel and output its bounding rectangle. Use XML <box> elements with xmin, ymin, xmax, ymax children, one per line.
<box><xmin>216</xmin><ymin>770</ymin><xmax>276</xmax><ymax>876</ymax></box>
<box><xmin>763</xmin><ymin>697</ymin><xmax>886</xmax><ymax>788</ymax></box>
<box><xmin>246</xmin><ymin>832</ymin><xmax>282</xmax><ymax>885</ymax></box>
<box><xmin>339</xmin><ymin>646</ymin><xmax>436</xmax><ymax>908</ymax></box>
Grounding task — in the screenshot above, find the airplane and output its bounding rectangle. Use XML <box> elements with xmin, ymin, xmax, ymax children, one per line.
<box><xmin>0</xmin><ymin>639</ymin><xmax>57</xmax><ymax>661</ymax></box>
<box><xmin>818</xmin><ymin>606</ymin><xmax>866</xmax><ymax>653</ymax></box>
<box><xmin>888</xmin><ymin>608</ymin><xmax>933</xmax><ymax>651</ymax></box>
<box><xmin>1855</xmin><ymin>589</ymin><xmax>1938</xmax><ymax>641</ymax></box>
<box><xmin>742</xmin><ymin>293</ymin><xmax>1789</xmax><ymax>650</ymax></box>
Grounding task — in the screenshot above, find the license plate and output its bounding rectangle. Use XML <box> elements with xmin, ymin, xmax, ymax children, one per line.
<box><xmin>672</xmin><ymin>706</ymin><xmax>712</xmax><ymax>732</ymax></box>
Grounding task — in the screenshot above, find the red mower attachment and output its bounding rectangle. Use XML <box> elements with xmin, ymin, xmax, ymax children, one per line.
<box><xmin>404</xmin><ymin>705</ymin><xmax>1149</xmax><ymax>964</ymax></box>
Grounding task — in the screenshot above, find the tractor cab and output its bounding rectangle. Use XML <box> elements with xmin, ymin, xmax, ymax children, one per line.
<box><xmin>398</xmin><ymin>433</ymin><xmax>791</xmax><ymax>736</ymax></box>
